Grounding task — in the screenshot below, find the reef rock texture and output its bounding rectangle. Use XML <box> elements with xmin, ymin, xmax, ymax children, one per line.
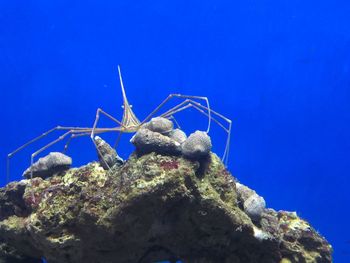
<box><xmin>0</xmin><ymin>153</ymin><xmax>332</xmax><ymax>263</ymax></box>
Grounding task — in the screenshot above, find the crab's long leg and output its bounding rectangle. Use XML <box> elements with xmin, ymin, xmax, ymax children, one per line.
<box><xmin>163</xmin><ymin>103</ymin><xmax>228</xmax><ymax>132</ymax></box>
<box><xmin>168</xmin><ymin>115</ymin><xmax>182</xmax><ymax>129</ymax></box>
<box><xmin>6</xmin><ymin>126</ymin><xmax>93</xmax><ymax>183</ymax></box>
<box><xmin>160</xmin><ymin>100</ymin><xmax>191</xmax><ymax>119</ymax></box>
<box><xmin>63</xmin><ymin>129</ymin><xmax>112</xmax><ymax>153</ymax></box>
<box><xmin>113</xmin><ymin>130</ymin><xmax>123</xmax><ymax>149</ymax></box>
<box><xmin>142</xmin><ymin>94</ymin><xmax>211</xmax><ymax>133</ymax></box>
<box><xmin>30</xmin><ymin>129</ymin><xmax>109</xmax><ymax>163</ymax></box>
<box><xmin>8</xmin><ymin>126</ymin><xmax>92</xmax><ymax>158</ymax></box>
<box><xmin>30</xmin><ymin>127</ymin><xmax>122</xmax><ymax>177</ymax></box>
<box><xmin>189</xmin><ymin>102</ymin><xmax>232</xmax><ymax>164</ymax></box>
<box><xmin>6</xmin><ymin>158</ymin><xmax>10</xmax><ymax>185</ymax></box>
<box><xmin>161</xmin><ymin>100</ymin><xmax>232</xmax><ymax>166</ymax></box>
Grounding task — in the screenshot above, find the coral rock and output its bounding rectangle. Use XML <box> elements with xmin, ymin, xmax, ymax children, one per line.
<box><xmin>0</xmin><ymin>153</ymin><xmax>332</xmax><ymax>262</ymax></box>
<box><xmin>181</xmin><ymin>130</ymin><xmax>212</xmax><ymax>159</ymax></box>
<box><xmin>130</xmin><ymin>128</ymin><xmax>182</xmax><ymax>155</ymax></box>
<box><xmin>22</xmin><ymin>152</ymin><xmax>72</xmax><ymax>179</ymax></box>
<box><xmin>94</xmin><ymin>136</ymin><xmax>123</xmax><ymax>170</ymax></box>
<box><xmin>260</xmin><ymin>208</ymin><xmax>281</xmax><ymax>239</ymax></box>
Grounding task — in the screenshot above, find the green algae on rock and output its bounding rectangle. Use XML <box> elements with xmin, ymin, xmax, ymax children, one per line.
<box><xmin>0</xmin><ymin>152</ymin><xmax>332</xmax><ymax>263</ymax></box>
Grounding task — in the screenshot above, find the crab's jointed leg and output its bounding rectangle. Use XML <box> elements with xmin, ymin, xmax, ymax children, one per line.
<box><xmin>7</xmin><ymin>126</ymin><xmax>93</xmax><ymax>183</ymax></box>
<box><xmin>142</xmin><ymin>94</ymin><xmax>212</xmax><ymax>133</ymax></box>
<box><xmin>63</xmin><ymin>129</ymin><xmax>112</xmax><ymax>154</ymax></box>
<box><xmin>168</xmin><ymin>115</ymin><xmax>182</xmax><ymax>129</ymax></box>
<box><xmin>29</xmin><ymin>127</ymin><xmax>122</xmax><ymax>178</ymax></box>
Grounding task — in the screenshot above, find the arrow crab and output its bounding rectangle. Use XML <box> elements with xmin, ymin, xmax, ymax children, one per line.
<box><xmin>7</xmin><ymin>66</ymin><xmax>232</xmax><ymax>182</ymax></box>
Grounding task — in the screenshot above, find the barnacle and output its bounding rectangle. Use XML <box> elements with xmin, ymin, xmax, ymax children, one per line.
<box><xmin>168</xmin><ymin>128</ymin><xmax>187</xmax><ymax>144</ymax></box>
<box><xmin>142</xmin><ymin>117</ymin><xmax>174</xmax><ymax>134</ymax></box>
<box><xmin>244</xmin><ymin>194</ymin><xmax>266</xmax><ymax>221</ymax></box>
<box><xmin>236</xmin><ymin>182</ymin><xmax>266</xmax><ymax>221</ymax></box>
<box><xmin>94</xmin><ymin>136</ymin><xmax>123</xmax><ymax>170</ymax></box>
<box><xmin>181</xmin><ymin>130</ymin><xmax>212</xmax><ymax>159</ymax></box>
<box><xmin>130</xmin><ymin>128</ymin><xmax>182</xmax><ymax>155</ymax></box>
<box><xmin>22</xmin><ymin>152</ymin><xmax>72</xmax><ymax>179</ymax></box>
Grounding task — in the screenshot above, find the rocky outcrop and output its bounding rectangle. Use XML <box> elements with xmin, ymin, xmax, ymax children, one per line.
<box><xmin>0</xmin><ymin>152</ymin><xmax>332</xmax><ymax>263</ymax></box>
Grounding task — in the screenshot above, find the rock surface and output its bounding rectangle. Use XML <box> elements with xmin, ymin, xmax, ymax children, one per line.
<box><xmin>0</xmin><ymin>153</ymin><xmax>332</xmax><ymax>263</ymax></box>
<box><xmin>22</xmin><ymin>152</ymin><xmax>72</xmax><ymax>179</ymax></box>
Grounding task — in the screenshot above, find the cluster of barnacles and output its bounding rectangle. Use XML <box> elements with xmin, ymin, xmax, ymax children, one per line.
<box><xmin>131</xmin><ymin>117</ymin><xmax>212</xmax><ymax>159</ymax></box>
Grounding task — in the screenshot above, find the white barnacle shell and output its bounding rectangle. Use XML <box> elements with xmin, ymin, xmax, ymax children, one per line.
<box><xmin>181</xmin><ymin>130</ymin><xmax>212</xmax><ymax>159</ymax></box>
<box><xmin>143</xmin><ymin>117</ymin><xmax>174</xmax><ymax>134</ymax></box>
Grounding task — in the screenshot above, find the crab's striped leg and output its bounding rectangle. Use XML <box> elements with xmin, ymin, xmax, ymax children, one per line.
<box><xmin>142</xmin><ymin>94</ymin><xmax>212</xmax><ymax>133</ymax></box>
<box><xmin>7</xmin><ymin>126</ymin><xmax>95</xmax><ymax>183</ymax></box>
<box><xmin>29</xmin><ymin>127</ymin><xmax>123</xmax><ymax>177</ymax></box>
<box><xmin>63</xmin><ymin>128</ymin><xmax>116</xmax><ymax>154</ymax></box>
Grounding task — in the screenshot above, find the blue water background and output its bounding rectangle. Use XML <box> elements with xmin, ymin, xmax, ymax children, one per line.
<box><xmin>1</xmin><ymin>1</ymin><xmax>349</xmax><ymax>262</ymax></box>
